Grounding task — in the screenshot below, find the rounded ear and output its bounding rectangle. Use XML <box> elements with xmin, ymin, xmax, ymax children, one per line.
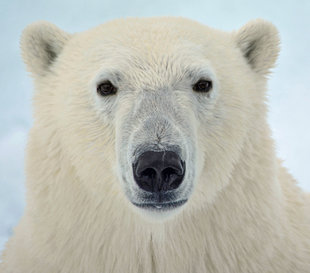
<box><xmin>20</xmin><ymin>21</ymin><xmax>71</xmax><ymax>77</ymax></box>
<box><xmin>234</xmin><ymin>19</ymin><xmax>280</xmax><ymax>76</ymax></box>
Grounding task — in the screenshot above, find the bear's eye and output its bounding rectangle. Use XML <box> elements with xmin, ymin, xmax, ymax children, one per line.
<box><xmin>97</xmin><ymin>81</ymin><xmax>117</xmax><ymax>96</ymax></box>
<box><xmin>192</xmin><ymin>79</ymin><xmax>212</xmax><ymax>93</ymax></box>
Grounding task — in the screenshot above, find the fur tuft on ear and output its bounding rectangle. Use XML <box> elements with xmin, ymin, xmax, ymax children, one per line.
<box><xmin>234</xmin><ymin>19</ymin><xmax>280</xmax><ymax>75</ymax></box>
<box><xmin>20</xmin><ymin>21</ymin><xmax>71</xmax><ymax>77</ymax></box>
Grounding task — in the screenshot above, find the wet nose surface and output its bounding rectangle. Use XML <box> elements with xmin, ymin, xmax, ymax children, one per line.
<box><xmin>133</xmin><ymin>151</ymin><xmax>185</xmax><ymax>193</ymax></box>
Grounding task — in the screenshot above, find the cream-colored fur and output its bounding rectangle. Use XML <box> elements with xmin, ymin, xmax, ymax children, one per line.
<box><xmin>1</xmin><ymin>17</ymin><xmax>309</xmax><ymax>273</ymax></box>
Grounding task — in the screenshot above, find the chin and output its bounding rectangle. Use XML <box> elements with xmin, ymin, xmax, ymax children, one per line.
<box><xmin>130</xmin><ymin>199</ymin><xmax>188</xmax><ymax>222</ymax></box>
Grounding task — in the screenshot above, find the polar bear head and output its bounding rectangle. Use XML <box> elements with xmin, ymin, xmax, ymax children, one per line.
<box><xmin>21</xmin><ymin>17</ymin><xmax>279</xmax><ymax>221</ymax></box>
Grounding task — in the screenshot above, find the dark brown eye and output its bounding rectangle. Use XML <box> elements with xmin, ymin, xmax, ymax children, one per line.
<box><xmin>97</xmin><ymin>81</ymin><xmax>117</xmax><ymax>96</ymax></box>
<box><xmin>193</xmin><ymin>79</ymin><xmax>212</xmax><ymax>93</ymax></box>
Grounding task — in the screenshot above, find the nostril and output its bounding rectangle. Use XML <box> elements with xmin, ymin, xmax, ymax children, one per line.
<box><xmin>140</xmin><ymin>168</ymin><xmax>157</xmax><ymax>180</ymax></box>
<box><xmin>162</xmin><ymin>167</ymin><xmax>178</xmax><ymax>181</ymax></box>
<box><xmin>161</xmin><ymin>167</ymin><xmax>183</xmax><ymax>189</ymax></box>
<box><xmin>163</xmin><ymin>164</ymin><xmax>184</xmax><ymax>175</ymax></box>
<box><xmin>136</xmin><ymin>167</ymin><xmax>157</xmax><ymax>192</ymax></box>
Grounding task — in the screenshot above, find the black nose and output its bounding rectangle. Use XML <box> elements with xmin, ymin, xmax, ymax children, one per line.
<box><xmin>133</xmin><ymin>151</ymin><xmax>185</xmax><ymax>193</ymax></box>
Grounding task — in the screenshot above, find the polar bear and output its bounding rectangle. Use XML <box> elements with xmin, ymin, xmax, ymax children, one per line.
<box><xmin>1</xmin><ymin>17</ymin><xmax>309</xmax><ymax>273</ymax></box>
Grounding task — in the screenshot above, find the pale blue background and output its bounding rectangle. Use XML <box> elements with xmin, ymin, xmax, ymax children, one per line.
<box><xmin>0</xmin><ymin>0</ymin><xmax>309</xmax><ymax>254</ymax></box>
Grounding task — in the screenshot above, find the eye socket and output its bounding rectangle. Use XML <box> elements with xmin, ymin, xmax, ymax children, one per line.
<box><xmin>192</xmin><ymin>79</ymin><xmax>212</xmax><ymax>93</ymax></box>
<box><xmin>97</xmin><ymin>81</ymin><xmax>117</xmax><ymax>96</ymax></box>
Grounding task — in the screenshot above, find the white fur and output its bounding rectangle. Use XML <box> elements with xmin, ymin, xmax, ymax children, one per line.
<box><xmin>1</xmin><ymin>17</ymin><xmax>309</xmax><ymax>273</ymax></box>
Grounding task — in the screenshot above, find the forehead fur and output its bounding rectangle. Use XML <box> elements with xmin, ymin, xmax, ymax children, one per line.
<box><xmin>63</xmin><ymin>17</ymin><xmax>233</xmax><ymax>89</ymax></box>
<box><xmin>82</xmin><ymin>17</ymin><xmax>229</xmax><ymax>51</ymax></box>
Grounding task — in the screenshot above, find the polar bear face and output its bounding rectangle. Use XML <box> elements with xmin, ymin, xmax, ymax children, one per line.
<box><xmin>21</xmin><ymin>18</ymin><xmax>279</xmax><ymax>220</ymax></box>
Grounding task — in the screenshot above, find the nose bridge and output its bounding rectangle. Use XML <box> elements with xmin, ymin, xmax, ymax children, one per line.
<box><xmin>139</xmin><ymin>92</ymin><xmax>181</xmax><ymax>145</ymax></box>
<box><xmin>134</xmin><ymin>89</ymin><xmax>174</xmax><ymax>119</ymax></box>
<box><xmin>128</xmin><ymin>89</ymin><xmax>187</xmax><ymax>161</ymax></box>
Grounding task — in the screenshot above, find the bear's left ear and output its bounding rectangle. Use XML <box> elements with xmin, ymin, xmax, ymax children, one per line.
<box><xmin>20</xmin><ymin>21</ymin><xmax>71</xmax><ymax>78</ymax></box>
<box><xmin>234</xmin><ymin>19</ymin><xmax>280</xmax><ymax>75</ymax></box>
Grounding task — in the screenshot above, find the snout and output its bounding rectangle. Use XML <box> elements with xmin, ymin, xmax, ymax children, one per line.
<box><xmin>118</xmin><ymin>109</ymin><xmax>195</xmax><ymax>216</ymax></box>
<box><xmin>133</xmin><ymin>151</ymin><xmax>185</xmax><ymax>193</ymax></box>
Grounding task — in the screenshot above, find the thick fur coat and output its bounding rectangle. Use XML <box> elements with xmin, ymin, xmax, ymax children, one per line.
<box><xmin>1</xmin><ymin>17</ymin><xmax>310</xmax><ymax>273</ymax></box>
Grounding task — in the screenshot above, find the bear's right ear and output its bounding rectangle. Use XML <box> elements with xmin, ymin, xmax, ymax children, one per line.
<box><xmin>20</xmin><ymin>21</ymin><xmax>71</xmax><ymax>77</ymax></box>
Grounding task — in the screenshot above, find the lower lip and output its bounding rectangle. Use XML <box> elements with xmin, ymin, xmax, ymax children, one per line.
<box><xmin>132</xmin><ymin>199</ymin><xmax>187</xmax><ymax>210</ymax></box>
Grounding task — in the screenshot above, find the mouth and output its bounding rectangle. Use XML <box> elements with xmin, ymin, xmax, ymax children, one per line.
<box><xmin>132</xmin><ymin>199</ymin><xmax>188</xmax><ymax>210</ymax></box>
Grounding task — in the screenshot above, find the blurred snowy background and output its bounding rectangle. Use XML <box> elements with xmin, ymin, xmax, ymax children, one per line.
<box><xmin>0</xmin><ymin>0</ymin><xmax>309</xmax><ymax>254</ymax></box>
